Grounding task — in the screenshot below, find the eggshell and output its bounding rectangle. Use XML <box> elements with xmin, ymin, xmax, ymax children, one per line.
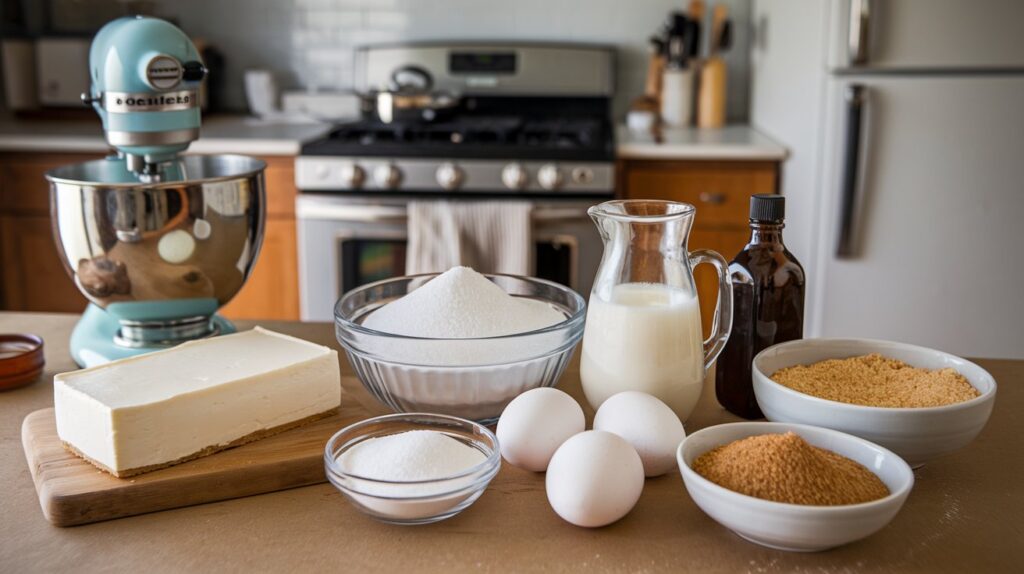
<box><xmin>593</xmin><ymin>391</ymin><xmax>686</xmax><ymax>477</ymax></box>
<box><xmin>496</xmin><ymin>387</ymin><xmax>585</xmax><ymax>472</ymax></box>
<box><xmin>545</xmin><ymin>430</ymin><xmax>645</xmax><ymax>527</ymax></box>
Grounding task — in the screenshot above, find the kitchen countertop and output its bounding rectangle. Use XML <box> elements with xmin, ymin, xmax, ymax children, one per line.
<box><xmin>616</xmin><ymin>125</ymin><xmax>788</xmax><ymax>161</ymax></box>
<box><xmin>0</xmin><ymin>114</ymin><xmax>784</xmax><ymax>161</ymax></box>
<box><xmin>0</xmin><ymin>115</ymin><xmax>331</xmax><ymax>156</ymax></box>
<box><xmin>1</xmin><ymin>312</ymin><xmax>1020</xmax><ymax>572</ymax></box>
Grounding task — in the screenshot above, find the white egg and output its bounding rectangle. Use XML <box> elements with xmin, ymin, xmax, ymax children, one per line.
<box><xmin>497</xmin><ymin>387</ymin><xmax>584</xmax><ymax>472</ymax></box>
<box><xmin>545</xmin><ymin>430</ymin><xmax>644</xmax><ymax>528</ymax></box>
<box><xmin>593</xmin><ymin>391</ymin><xmax>686</xmax><ymax>477</ymax></box>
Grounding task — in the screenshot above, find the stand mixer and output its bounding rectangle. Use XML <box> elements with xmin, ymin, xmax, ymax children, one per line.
<box><xmin>46</xmin><ymin>16</ymin><xmax>266</xmax><ymax>367</ymax></box>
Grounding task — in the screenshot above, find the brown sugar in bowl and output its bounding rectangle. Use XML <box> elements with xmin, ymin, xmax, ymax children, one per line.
<box><xmin>677</xmin><ymin>422</ymin><xmax>914</xmax><ymax>552</ymax></box>
<box><xmin>0</xmin><ymin>333</ymin><xmax>45</xmax><ymax>391</ymax></box>
<box><xmin>752</xmin><ymin>338</ymin><xmax>996</xmax><ymax>468</ymax></box>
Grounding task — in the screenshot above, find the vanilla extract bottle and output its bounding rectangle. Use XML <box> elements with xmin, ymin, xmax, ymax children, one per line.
<box><xmin>715</xmin><ymin>194</ymin><xmax>805</xmax><ymax>419</ymax></box>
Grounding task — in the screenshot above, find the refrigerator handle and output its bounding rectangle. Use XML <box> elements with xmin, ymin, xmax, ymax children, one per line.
<box><xmin>848</xmin><ymin>0</ymin><xmax>871</xmax><ymax>65</ymax></box>
<box><xmin>836</xmin><ymin>84</ymin><xmax>867</xmax><ymax>258</ymax></box>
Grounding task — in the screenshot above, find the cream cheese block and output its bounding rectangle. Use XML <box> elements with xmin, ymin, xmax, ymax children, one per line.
<box><xmin>54</xmin><ymin>327</ymin><xmax>341</xmax><ymax>478</ymax></box>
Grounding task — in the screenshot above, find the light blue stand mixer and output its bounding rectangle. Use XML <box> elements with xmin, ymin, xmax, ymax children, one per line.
<box><xmin>46</xmin><ymin>16</ymin><xmax>267</xmax><ymax>367</ymax></box>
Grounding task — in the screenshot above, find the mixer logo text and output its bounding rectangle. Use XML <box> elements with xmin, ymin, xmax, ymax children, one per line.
<box><xmin>102</xmin><ymin>90</ymin><xmax>198</xmax><ymax>113</ymax></box>
<box><xmin>116</xmin><ymin>94</ymin><xmax>190</xmax><ymax>107</ymax></box>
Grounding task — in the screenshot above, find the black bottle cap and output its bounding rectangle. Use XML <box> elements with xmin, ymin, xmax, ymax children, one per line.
<box><xmin>750</xmin><ymin>194</ymin><xmax>785</xmax><ymax>222</ymax></box>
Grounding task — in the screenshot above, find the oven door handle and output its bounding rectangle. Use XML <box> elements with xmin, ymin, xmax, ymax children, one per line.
<box><xmin>296</xmin><ymin>200</ymin><xmax>592</xmax><ymax>223</ymax></box>
<box><xmin>297</xmin><ymin>201</ymin><xmax>407</xmax><ymax>223</ymax></box>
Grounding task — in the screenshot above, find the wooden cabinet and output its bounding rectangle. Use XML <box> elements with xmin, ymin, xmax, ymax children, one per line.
<box><xmin>0</xmin><ymin>153</ymin><xmax>301</xmax><ymax>321</ymax></box>
<box><xmin>0</xmin><ymin>214</ymin><xmax>88</xmax><ymax>313</ymax></box>
<box><xmin>618</xmin><ymin>159</ymin><xmax>779</xmax><ymax>336</ymax></box>
<box><xmin>219</xmin><ymin>157</ymin><xmax>299</xmax><ymax>321</ymax></box>
<box><xmin>0</xmin><ymin>152</ymin><xmax>100</xmax><ymax>313</ymax></box>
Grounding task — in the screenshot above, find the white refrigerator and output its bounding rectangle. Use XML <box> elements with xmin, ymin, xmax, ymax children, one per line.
<box><xmin>751</xmin><ymin>0</ymin><xmax>1024</xmax><ymax>359</ymax></box>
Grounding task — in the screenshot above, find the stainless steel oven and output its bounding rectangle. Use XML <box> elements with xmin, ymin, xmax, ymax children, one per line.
<box><xmin>294</xmin><ymin>43</ymin><xmax>615</xmax><ymax>320</ymax></box>
<box><xmin>296</xmin><ymin>194</ymin><xmax>602</xmax><ymax>321</ymax></box>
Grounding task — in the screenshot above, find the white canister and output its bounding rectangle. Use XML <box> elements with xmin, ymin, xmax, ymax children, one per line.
<box><xmin>244</xmin><ymin>69</ymin><xmax>280</xmax><ymax>118</ymax></box>
<box><xmin>661</xmin><ymin>66</ymin><xmax>694</xmax><ymax>127</ymax></box>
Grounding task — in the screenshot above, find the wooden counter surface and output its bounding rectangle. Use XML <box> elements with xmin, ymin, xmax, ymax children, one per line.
<box><xmin>1</xmin><ymin>312</ymin><xmax>1021</xmax><ymax>572</ymax></box>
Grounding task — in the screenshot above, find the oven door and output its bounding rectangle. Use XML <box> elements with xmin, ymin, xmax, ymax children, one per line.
<box><xmin>296</xmin><ymin>194</ymin><xmax>601</xmax><ymax>321</ymax></box>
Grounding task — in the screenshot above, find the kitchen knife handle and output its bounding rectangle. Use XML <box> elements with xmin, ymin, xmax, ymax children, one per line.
<box><xmin>836</xmin><ymin>84</ymin><xmax>867</xmax><ymax>258</ymax></box>
<box><xmin>848</xmin><ymin>0</ymin><xmax>871</xmax><ymax>65</ymax></box>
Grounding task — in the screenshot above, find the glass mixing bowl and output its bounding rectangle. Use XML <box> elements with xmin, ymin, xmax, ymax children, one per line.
<box><xmin>334</xmin><ymin>273</ymin><xmax>586</xmax><ymax>424</ymax></box>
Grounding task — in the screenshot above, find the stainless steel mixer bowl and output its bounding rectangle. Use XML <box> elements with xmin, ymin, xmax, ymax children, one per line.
<box><xmin>47</xmin><ymin>154</ymin><xmax>266</xmax><ymax>337</ymax></box>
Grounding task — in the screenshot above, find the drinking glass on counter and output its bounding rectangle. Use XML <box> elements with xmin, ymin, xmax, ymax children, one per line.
<box><xmin>581</xmin><ymin>200</ymin><xmax>732</xmax><ymax>421</ymax></box>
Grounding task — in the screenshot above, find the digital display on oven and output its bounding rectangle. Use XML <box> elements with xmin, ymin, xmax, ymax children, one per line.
<box><xmin>449</xmin><ymin>52</ymin><xmax>516</xmax><ymax>74</ymax></box>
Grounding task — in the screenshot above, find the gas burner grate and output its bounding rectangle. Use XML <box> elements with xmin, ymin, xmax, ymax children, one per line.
<box><xmin>327</xmin><ymin>116</ymin><xmax>603</xmax><ymax>151</ymax></box>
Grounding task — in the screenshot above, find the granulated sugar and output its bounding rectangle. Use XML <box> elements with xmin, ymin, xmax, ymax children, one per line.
<box><xmin>334</xmin><ymin>430</ymin><xmax>490</xmax><ymax>520</ymax></box>
<box><xmin>692</xmin><ymin>432</ymin><xmax>889</xmax><ymax>506</ymax></box>
<box><xmin>337</xmin><ymin>430</ymin><xmax>486</xmax><ymax>483</ymax></box>
<box><xmin>364</xmin><ymin>266</ymin><xmax>565</xmax><ymax>338</ymax></box>
<box><xmin>772</xmin><ymin>353</ymin><xmax>980</xmax><ymax>408</ymax></box>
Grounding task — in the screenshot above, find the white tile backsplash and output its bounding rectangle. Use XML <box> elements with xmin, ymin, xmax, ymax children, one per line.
<box><xmin>152</xmin><ymin>0</ymin><xmax>751</xmax><ymax>120</ymax></box>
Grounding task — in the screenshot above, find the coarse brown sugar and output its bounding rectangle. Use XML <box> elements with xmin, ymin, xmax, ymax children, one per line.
<box><xmin>771</xmin><ymin>353</ymin><xmax>980</xmax><ymax>408</ymax></box>
<box><xmin>692</xmin><ymin>432</ymin><xmax>889</xmax><ymax>506</ymax></box>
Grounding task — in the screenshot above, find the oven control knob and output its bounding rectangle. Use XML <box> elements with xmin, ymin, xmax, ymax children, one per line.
<box><xmin>501</xmin><ymin>163</ymin><xmax>529</xmax><ymax>190</ymax></box>
<box><xmin>373</xmin><ymin>164</ymin><xmax>402</xmax><ymax>189</ymax></box>
<box><xmin>340</xmin><ymin>164</ymin><xmax>366</xmax><ymax>189</ymax></box>
<box><xmin>435</xmin><ymin>162</ymin><xmax>465</xmax><ymax>190</ymax></box>
<box><xmin>537</xmin><ymin>164</ymin><xmax>564</xmax><ymax>190</ymax></box>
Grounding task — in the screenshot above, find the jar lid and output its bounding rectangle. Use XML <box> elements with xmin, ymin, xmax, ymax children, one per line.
<box><xmin>0</xmin><ymin>334</ymin><xmax>45</xmax><ymax>391</ymax></box>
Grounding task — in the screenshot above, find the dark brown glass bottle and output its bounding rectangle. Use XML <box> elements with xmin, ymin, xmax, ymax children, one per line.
<box><xmin>715</xmin><ymin>194</ymin><xmax>805</xmax><ymax>419</ymax></box>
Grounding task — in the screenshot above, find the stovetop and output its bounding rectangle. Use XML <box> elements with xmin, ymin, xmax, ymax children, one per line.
<box><xmin>301</xmin><ymin>97</ymin><xmax>615</xmax><ymax>161</ymax></box>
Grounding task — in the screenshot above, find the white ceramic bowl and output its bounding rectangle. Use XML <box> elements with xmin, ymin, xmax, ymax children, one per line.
<box><xmin>752</xmin><ymin>338</ymin><xmax>997</xmax><ymax>467</ymax></box>
<box><xmin>677</xmin><ymin>422</ymin><xmax>914</xmax><ymax>552</ymax></box>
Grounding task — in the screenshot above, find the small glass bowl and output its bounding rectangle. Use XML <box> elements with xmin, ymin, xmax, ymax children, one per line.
<box><xmin>324</xmin><ymin>413</ymin><xmax>501</xmax><ymax>525</ymax></box>
<box><xmin>334</xmin><ymin>273</ymin><xmax>586</xmax><ymax>424</ymax></box>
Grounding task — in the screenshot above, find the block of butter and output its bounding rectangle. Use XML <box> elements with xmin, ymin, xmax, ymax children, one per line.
<box><xmin>54</xmin><ymin>327</ymin><xmax>341</xmax><ymax>478</ymax></box>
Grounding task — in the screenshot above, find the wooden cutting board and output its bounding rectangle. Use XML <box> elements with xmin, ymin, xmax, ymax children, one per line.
<box><xmin>21</xmin><ymin>399</ymin><xmax>370</xmax><ymax>527</ymax></box>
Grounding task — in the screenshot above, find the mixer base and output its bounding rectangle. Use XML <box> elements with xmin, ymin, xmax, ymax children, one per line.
<box><xmin>70</xmin><ymin>304</ymin><xmax>237</xmax><ymax>368</ymax></box>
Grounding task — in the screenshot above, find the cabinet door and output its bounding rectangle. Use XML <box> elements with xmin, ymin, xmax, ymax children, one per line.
<box><xmin>622</xmin><ymin>159</ymin><xmax>775</xmax><ymax>339</ymax></box>
<box><xmin>0</xmin><ymin>215</ymin><xmax>86</xmax><ymax>312</ymax></box>
<box><xmin>0</xmin><ymin>153</ymin><xmax>101</xmax><ymax>212</ymax></box>
<box><xmin>623</xmin><ymin>160</ymin><xmax>777</xmax><ymax>228</ymax></box>
<box><xmin>219</xmin><ymin>217</ymin><xmax>300</xmax><ymax>321</ymax></box>
<box><xmin>689</xmin><ymin>228</ymin><xmax>749</xmax><ymax>340</ymax></box>
<box><xmin>262</xmin><ymin>157</ymin><xmax>297</xmax><ymax>218</ymax></box>
<box><xmin>214</xmin><ymin>156</ymin><xmax>301</xmax><ymax>321</ymax></box>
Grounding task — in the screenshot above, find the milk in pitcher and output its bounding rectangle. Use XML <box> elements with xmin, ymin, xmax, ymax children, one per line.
<box><xmin>580</xmin><ymin>282</ymin><xmax>705</xmax><ymax>421</ymax></box>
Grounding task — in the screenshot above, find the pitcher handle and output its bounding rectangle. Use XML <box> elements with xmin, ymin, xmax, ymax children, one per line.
<box><xmin>688</xmin><ymin>249</ymin><xmax>733</xmax><ymax>373</ymax></box>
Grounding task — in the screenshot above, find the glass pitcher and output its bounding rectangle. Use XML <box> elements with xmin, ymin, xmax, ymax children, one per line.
<box><xmin>581</xmin><ymin>200</ymin><xmax>733</xmax><ymax>422</ymax></box>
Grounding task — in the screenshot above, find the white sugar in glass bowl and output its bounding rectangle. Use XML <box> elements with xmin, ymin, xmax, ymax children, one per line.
<box><xmin>334</xmin><ymin>273</ymin><xmax>585</xmax><ymax>424</ymax></box>
<box><xmin>677</xmin><ymin>422</ymin><xmax>914</xmax><ymax>552</ymax></box>
<box><xmin>752</xmin><ymin>338</ymin><xmax>997</xmax><ymax>467</ymax></box>
<box><xmin>324</xmin><ymin>413</ymin><xmax>501</xmax><ymax>525</ymax></box>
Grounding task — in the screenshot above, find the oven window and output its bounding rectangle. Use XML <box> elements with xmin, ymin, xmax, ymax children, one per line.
<box><xmin>340</xmin><ymin>238</ymin><xmax>574</xmax><ymax>292</ymax></box>
<box><xmin>340</xmin><ymin>239</ymin><xmax>407</xmax><ymax>293</ymax></box>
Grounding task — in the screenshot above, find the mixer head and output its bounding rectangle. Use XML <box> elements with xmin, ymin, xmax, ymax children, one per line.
<box><xmin>83</xmin><ymin>16</ymin><xmax>207</xmax><ymax>176</ymax></box>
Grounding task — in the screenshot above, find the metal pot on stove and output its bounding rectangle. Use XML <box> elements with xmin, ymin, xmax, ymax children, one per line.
<box><xmin>360</xmin><ymin>65</ymin><xmax>460</xmax><ymax>123</ymax></box>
